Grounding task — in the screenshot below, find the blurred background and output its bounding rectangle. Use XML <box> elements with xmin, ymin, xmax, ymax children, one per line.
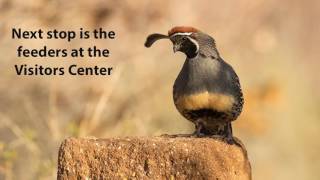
<box><xmin>0</xmin><ymin>0</ymin><xmax>319</xmax><ymax>179</ymax></box>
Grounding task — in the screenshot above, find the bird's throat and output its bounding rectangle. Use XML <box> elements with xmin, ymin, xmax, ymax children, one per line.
<box><xmin>184</xmin><ymin>44</ymin><xmax>198</xmax><ymax>58</ymax></box>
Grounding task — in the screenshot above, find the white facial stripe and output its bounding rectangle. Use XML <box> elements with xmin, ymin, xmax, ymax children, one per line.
<box><xmin>170</xmin><ymin>32</ymin><xmax>192</xmax><ymax>37</ymax></box>
<box><xmin>187</xmin><ymin>36</ymin><xmax>199</xmax><ymax>53</ymax></box>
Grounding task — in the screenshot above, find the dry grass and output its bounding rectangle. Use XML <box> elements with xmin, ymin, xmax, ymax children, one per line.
<box><xmin>0</xmin><ymin>0</ymin><xmax>320</xmax><ymax>179</ymax></box>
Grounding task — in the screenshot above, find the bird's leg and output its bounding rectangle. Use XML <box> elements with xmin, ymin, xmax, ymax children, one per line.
<box><xmin>192</xmin><ymin>120</ymin><xmax>206</xmax><ymax>137</ymax></box>
<box><xmin>224</xmin><ymin>122</ymin><xmax>234</xmax><ymax>144</ymax></box>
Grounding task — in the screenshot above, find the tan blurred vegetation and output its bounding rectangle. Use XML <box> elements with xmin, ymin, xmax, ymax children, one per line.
<box><xmin>0</xmin><ymin>0</ymin><xmax>320</xmax><ymax>179</ymax></box>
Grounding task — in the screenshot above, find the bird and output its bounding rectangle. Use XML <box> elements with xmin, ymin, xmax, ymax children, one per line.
<box><xmin>144</xmin><ymin>26</ymin><xmax>244</xmax><ymax>144</ymax></box>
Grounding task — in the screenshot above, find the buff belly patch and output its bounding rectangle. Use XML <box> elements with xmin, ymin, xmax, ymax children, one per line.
<box><xmin>175</xmin><ymin>91</ymin><xmax>235</xmax><ymax>112</ymax></box>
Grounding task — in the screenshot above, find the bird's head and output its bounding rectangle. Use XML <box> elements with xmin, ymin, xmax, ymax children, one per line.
<box><xmin>145</xmin><ymin>26</ymin><xmax>219</xmax><ymax>59</ymax></box>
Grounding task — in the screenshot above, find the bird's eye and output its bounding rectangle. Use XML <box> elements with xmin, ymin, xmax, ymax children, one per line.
<box><xmin>182</xmin><ymin>37</ymin><xmax>187</xmax><ymax>41</ymax></box>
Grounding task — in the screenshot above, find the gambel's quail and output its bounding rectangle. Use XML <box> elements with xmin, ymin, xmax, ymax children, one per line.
<box><xmin>145</xmin><ymin>26</ymin><xmax>244</xmax><ymax>144</ymax></box>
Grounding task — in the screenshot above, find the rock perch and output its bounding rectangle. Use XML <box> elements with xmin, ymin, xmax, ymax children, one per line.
<box><xmin>57</xmin><ymin>136</ymin><xmax>251</xmax><ymax>179</ymax></box>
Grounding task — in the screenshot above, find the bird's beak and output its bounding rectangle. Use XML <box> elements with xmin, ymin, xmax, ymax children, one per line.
<box><xmin>173</xmin><ymin>44</ymin><xmax>180</xmax><ymax>53</ymax></box>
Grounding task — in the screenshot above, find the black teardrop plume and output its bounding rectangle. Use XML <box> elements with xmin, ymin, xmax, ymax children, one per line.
<box><xmin>144</xmin><ymin>33</ymin><xmax>168</xmax><ymax>48</ymax></box>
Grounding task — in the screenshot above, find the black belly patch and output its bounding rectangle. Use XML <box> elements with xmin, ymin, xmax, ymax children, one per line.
<box><xmin>184</xmin><ymin>108</ymin><xmax>229</xmax><ymax>121</ymax></box>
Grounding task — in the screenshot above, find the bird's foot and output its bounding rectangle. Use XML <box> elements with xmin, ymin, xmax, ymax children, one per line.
<box><xmin>224</xmin><ymin>135</ymin><xmax>235</xmax><ymax>145</ymax></box>
<box><xmin>160</xmin><ymin>134</ymin><xmax>177</xmax><ymax>138</ymax></box>
<box><xmin>191</xmin><ymin>131</ymin><xmax>206</xmax><ymax>138</ymax></box>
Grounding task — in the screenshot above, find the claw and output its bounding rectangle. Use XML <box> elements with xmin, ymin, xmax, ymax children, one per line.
<box><xmin>224</xmin><ymin>136</ymin><xmax>235</xmax><ymax>145</ymax></box>
<box><xmin>192</xmin><ymin>131</ymin><xmax>206</xmax><ymax>137</ymax></box>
